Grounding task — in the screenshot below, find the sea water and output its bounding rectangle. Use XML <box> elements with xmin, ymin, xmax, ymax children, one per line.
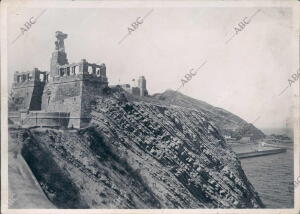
<box><xmin>231</xmin><ymin>144</ymin><xmax>294</xmax><ymax>208</ymax></box>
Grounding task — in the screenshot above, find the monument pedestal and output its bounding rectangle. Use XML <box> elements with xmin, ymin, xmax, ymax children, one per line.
<box><xmin>50</xmin><ymin>51</ymin><xmax>69</xmax><ymax>77</ymax></box>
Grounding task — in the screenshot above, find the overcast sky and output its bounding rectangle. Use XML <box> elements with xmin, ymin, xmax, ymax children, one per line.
<box><xmin>7</xmin><ymin>5</ymin><xmax>299</xmax><ymax>130</ymax></box>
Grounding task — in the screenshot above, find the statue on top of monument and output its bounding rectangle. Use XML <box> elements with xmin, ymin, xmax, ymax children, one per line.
<box><xmin>55</xmin><ymin>31</ymin><xmax>68</xmax><ymax>52</ymax></box>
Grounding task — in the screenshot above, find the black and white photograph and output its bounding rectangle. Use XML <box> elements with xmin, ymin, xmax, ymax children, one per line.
<box><xmin>1</xmin><ymin>0</ymin><xmax>299</xmax><ymax>213</ymax></box>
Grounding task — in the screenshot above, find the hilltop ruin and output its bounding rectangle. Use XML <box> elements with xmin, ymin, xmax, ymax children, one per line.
<box><xmin>9</xmin><ymin>31</ymin><xmax>147</xmax><ymax>128</ymax></box>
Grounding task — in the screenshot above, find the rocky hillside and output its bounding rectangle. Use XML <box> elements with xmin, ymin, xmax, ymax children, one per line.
<box><xmin>152</xmin><ymin>90</ymin><xmax>265</xmax><ymax>141</ymax></box>
<box><xmin>10</xmin><ymin>91</ymin><xmax>264</xmax><ymax>208</ymax></box>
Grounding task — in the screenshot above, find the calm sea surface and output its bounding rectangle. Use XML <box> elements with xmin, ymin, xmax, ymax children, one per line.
<box><xmin>231</xmin><ymin>144</ymin><xmax>294</xmax><ymax>208</ymax></box>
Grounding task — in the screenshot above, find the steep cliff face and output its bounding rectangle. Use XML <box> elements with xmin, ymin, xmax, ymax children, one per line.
<box><xmin>11</xmin><ymin>92</ymin><xmax>264</xmax><ymax>208</ymax></box>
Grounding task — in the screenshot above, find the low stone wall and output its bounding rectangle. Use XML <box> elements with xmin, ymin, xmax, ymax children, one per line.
<box><xmin>8</xmin><ymin>111</ymin><xmax>21</xmax><ymax>124</ymax></box>
<box><xmin>9</xmin><ymin>111</ymin><xmax>71</xmax><ymax>128</ymax></box>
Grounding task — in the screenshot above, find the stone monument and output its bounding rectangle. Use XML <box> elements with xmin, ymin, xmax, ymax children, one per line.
<box><xmin>50</xmin><ymin>31</ymin><xmax>69</xmax><ymax>78</ymax></box>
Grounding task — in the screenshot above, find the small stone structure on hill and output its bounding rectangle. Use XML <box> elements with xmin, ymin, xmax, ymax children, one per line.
<box><xmin>110</xmin><ymin>76</ymin><xmax>148</xmax><ymax>97</ymax></box>
<box><xmin>114</xmin><ymin>76</ymin><xmax>148</xmax><ymax>97</ymax></box>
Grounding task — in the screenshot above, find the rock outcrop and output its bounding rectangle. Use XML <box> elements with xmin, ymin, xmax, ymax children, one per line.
<box><xmin>9</xmin><ymin>91</ymin><xmax>264</xmax><ymax>208</ymax></box>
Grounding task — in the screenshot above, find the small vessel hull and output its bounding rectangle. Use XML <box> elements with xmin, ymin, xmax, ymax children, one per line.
<box><xmin>237</xmin><ymin>148</ymin><xmax>287</xmax><ymax>159</ymax></box>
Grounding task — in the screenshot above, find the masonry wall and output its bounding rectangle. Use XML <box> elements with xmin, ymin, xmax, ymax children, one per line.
<box><xmin>80</xmin><ymin>77</ymin><xmax>107</xmax><ymax>127</ymax></box>
<box><xmin>8</xmin><ymin>111</ymin><xmax>21</xmax><ymax>125</ymax></box>
<box><xmin>21</xmin><ymin>111</ymin><xmax>70</xmax><ymax>128</ymax></box>
<box><xmin>42</xmin><ymin>74</ymin><xmax>107</xmax><ymax>128</ymax></box>
<box><xmin>11</xmin><ymin>81</ymin><xmax>45</xmax><ymax>111</ymax></box>
<box><xmin>50</xmin><ymin>51</ymin><xmax>69</xmax><ymax>77</ymax></box>
<box><xmin>30</xmin><ymin>82</ymin><xmax>46</xmax><ymax>110</ymax></box>
<box><xmin>11</xmin><ymin>84</ymin><xmax>34</xmax><ymax>111</ymax></box>
<box><xmin>42</xmin><ymin>76</ymin><xmax>83</xmax><ymax>128</ymax></box>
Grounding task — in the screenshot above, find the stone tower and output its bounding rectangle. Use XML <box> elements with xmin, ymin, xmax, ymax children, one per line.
<box><xmin>138</xmin><ymin>76</ymin><xmax>147</xmax><ymax>97</ymax></box>
<box><xmin>10</xmin><ymin>31</ymin><xmax>109</xmax><ymax>129</ymax></box>
<box><xmin>50</xmin><ymin>31</ymin><xmax>69</xmax><ymax>78</ymax></box>
<box><xmin>11</xmin><ymin>68</ymin><xmax>47</xmax><ymax>111</ymax></box>
<box><xmin>42</xmin><ymin>32</ymin><xmax>109</xmax><ymax>128</ymax></box>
